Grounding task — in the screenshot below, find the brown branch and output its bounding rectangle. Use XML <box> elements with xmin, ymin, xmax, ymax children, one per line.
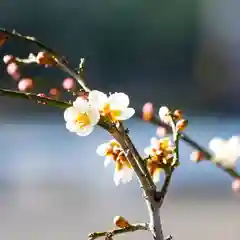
<box><xmin>0</xmin><ymin>28</ymin><xmax>90</xmax><ymax>92</ymax></box>
<box><xmin>88</xmin><ymin>223</ymin><xmax>149</xmax><ymax>240</ymax></box>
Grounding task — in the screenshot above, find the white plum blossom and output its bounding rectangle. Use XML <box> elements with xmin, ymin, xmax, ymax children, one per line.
<box><xmin>209</xmin><ymin>136</ymin><xmax>240</xmax><ymax>168</ymax></box>
<box><xmin>88</xmin><ymin>90</ymin><xmax>135</xmax><ymax>121</ymax></box>
<box><xmin>64</xmin><ymin>97</ymin><xmax>100</xmax><ymax>136</ymax></box>
<box><xmin>96</xmin><ymin>140</ymin><xmax>134</xmax><ymax>186</ymax></box>
<box><xmin>158</xmin><ymin>106</ymin><xmax>171</xmax><ymax>123</ymax></box>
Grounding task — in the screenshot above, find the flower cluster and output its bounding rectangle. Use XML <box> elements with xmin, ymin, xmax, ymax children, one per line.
<box><xmin>64</xmin><ymin>90</ymin><xmax>135</xmax><ymax>136</ymax></box>
<box><xmin>97</xmin><ymin>140</ymin><xmax>133</xmax><ymax>186</ymax></box>
<box><xmin>144</xmin><ymin>137</ymin><xmax>175</xmax><ymax>182</ymax></box>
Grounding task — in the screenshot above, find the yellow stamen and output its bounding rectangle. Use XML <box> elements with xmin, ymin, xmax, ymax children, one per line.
<box><xmin>75</xmin><ymin>113</ymin><xmax>90</xmax><ymax>127</ymax></box>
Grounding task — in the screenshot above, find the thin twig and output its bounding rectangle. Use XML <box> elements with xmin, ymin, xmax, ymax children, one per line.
<box><xmin>88</xmin><ymin>223</ymin><xmax>149</xmax><ymax>240</ymax></box>
<box><xmin>137</xmin><ymin>111</ymin><xmax>240</xmax><ymax>179</ymax></box>
<box><xmin>0</xmin><ymin>28</ymin><xmax>90</xmax><ymax>92</ymax></box>
<box><xmin>0</xmin><ymin>88</ymin><xmax>70</xmax><ymax>108</ymax></box>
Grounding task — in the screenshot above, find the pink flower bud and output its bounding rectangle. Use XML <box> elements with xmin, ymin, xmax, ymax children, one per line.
<box><xmin>62</xmin><ymin>77</ymin><xmax>75</xmax><ymax>90</ymax></box>
<box><xmin>7</xmin><ymin>62</ymin><xmax>19</xmax><ymax>76</ymax></box>
<box><xmin>142</xmin><ymin>102</ymin><xmax>153</xmax><ymax>121</ymax></box>
<box><xmin>49</xmin><ymin>88</ymin><xmax>60</xmax><ymax>99</ymax></box>
<box><xmin>3</xmin><ymin>55</ymin><xmax>15</xmax><ymax>64</ymax></box>
<box><xmin>18</xmin><ymin>78</ymin><xmax>33</xmax><ymax>92</ymax></box>
<box><xmin>232</xmin><ymin>178</ymin><xmax>240</xmax><ymax>192</ymax></box>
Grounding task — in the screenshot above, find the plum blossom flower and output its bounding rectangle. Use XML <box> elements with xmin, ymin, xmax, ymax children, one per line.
<box><xmin>88</xmin><ymin>90</ymin><xmax>135</xmax><ymax>121</ymax></box>
<box><xmin>96</xmin><ymin>140</ymin><xmax>133</xmax><ymax>186</ymax></box>
<box><xmin>64</xmin><ymin>97</ymin><xmax>100</xmax><ymax>136</ymax></box>
<box><xmin>144</xmin><ymin>137</ymin><xmax>174</xmax><ymax>182</ymax></box>
<box><xmin>209</xmin><ymin>136</ymin><xmax>240</xmax><ymax>168</ymax></box>
<box><xmin>158</xmin><ymin>106</ymin><xmax>171</xmax><ymax>123</ymax></box>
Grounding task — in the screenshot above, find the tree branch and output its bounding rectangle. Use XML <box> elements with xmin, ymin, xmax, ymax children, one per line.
<box><xmin>88</xmin><ymin>223</ymin><xmax>149</xmax><ymax>240</ymax></box>
<box><xmin>0</xmin><ymin>28</ymin><xmax>90</xmax><ymax>92</ymax></box>
<box><xmin>0</xmin><ymin>88</ymin><xmax>71</xmax><ymax>108</ymax></box>
<box><xmin>137</xmin><ymin>111</ymin><xmax>240</xmax><ymax>179</ymax></box>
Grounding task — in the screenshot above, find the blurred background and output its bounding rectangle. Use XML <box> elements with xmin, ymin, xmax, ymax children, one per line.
<box><xmin>0</xmin><ymin>0</ymin><xmax>240</xmax><ymax>239</ymax></box>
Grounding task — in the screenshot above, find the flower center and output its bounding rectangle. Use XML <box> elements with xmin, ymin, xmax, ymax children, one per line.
<box><xmin>75</xmin><ymin>112</ymin><xmax>90</xmax><ymax>127</ymax></box>
<box><xmin>102</xmin><ymin>104</ymin><xmax>121</xmax><ymax>121</ymax></box>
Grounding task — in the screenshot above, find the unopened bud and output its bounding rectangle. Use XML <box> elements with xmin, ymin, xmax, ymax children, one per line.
<box><xmin>176</xmin><ymin>119</ymin><xmax>188</xmax><ymax>132</ymax></box>
<box><xmin>36</xmin><ymin>51</ymin><xmax>56</xmax><ymax>66</ymax></box>
<box><xmin>18</xmin><ymin>78</ymin><xmax>33</xmax><ymax>92</ymax></box>
<box><xmin>190</xmin><ymin>151</ymin><xmax>204</xmax><ymax>163</ymax></box>
<box><xmin>3</xmin><ymin>55</ymin><xmax>15</xmax><ymax>64</ymax></box>
<box><xmin>62</xmin><ymin>77</ymin><xmax>76</xmax><ymax>91</ymax></box>
<box><xmin>6</xmin><ymin>62</ymin><xmax>20</xmax><ymax>81</ymax></box>
<box><xmin>142</xmin><ymin>102</ymin><xmax>154</xmax><ymax>121</ymax></box>
<box><xmin>113</xmin><ymin>216</ymin><xmax>130</xmax><ymax>228</ymax></box>
<box><xmin>173</xmin><ymin>109</ymin><xmax>183</xmax><ymax>120</ymax></box>
<box><xmin>49</xmin><ymin>88</ymin><xmax>60</xmax><ymax>99</ymax></box>
<box><xmin>232</xmin><ymin>178</ymin><xmax>240</xmax><ymax>193</ymax></box>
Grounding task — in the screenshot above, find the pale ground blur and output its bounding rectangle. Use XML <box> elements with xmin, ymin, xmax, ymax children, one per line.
<box><xmin>0</xmin><ymin>117</ymin><xmax>239</xmax><ymax>240</ymax></box>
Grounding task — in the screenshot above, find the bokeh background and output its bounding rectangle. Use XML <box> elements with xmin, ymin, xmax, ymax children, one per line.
<box><xmin>0</xmin><ymin>0</ymin><xmax>240</xmax><ymax>239</ymax></box>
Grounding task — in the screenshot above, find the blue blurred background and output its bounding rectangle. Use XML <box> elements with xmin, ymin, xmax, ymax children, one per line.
<box><xmin>0</xmin><ymin>0</ymin><xmax>240</xmax><ymax>239</ymax></box>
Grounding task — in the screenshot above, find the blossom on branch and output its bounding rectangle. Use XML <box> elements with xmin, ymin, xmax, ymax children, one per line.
<box><xmin>88</xmin><ymin>90</ymin><xmax>135</xmax><ymax>122</ymax></box>
<box><xmin>97</xmin><ymin>140</ymin><xmax>133</xmax><ymax>186</ymax></box>
<box><xmin>64</xmin><ymin>97</ymin><xmax>100</xmax><ymax>136</ymax></box>
<box><xmin>144</xmin><ymin>137</ymin><xmax>175</xmax><ymax>182</ymax></box>
<box><xmin>209</xmin><ymin>136</ymin><xmax>240</xmax><ymax>168</ymax></box>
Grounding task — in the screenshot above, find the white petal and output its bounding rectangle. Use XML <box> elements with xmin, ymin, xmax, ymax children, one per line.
<box><xmin>209</xmin><ymin>137</ymin><xmax>225</xmax><ymax>154</ymax></box>
<box><xmin>116</xmin><ymin>108</ymin><xmax>135</xmax><ymax>120</ymax></box>
<box><xmin>73</xmin><ymin>97</ymin><xmax>89</xmax><ymax>112</ymax></box>
<box><xmin>76</xmin><ymin>125</ymin><xmax>94</xmax><ymax>136</ymax></box>
<box><xmin>150</xmin><ymin>137</ymin><xmax>159</xmax><ymax>149</ymax></box>
<box><xmin>108</xmin><ymin>92</ymin><xmax>130</xmax><ymax>110</ymax></box>
<box><xmin>65</xmin><ymin>121</ymin><xmax>79</xmax><ymax>133</ymax></box>
<box><xmin>120</xmin><ymin>167</ymin><xmax>133</xmax><ymax>184</ymax></box>
<box><xmin>88</xmin><ymin>107</ymin><xmax>100</xmax><ymax>125</ymax></box>
<box><xmin>88</xmin><ymin>90</ymin><xmax>108</xmax><ymax>109</ymax></box>
<box><xmin>152</xmin><ymin>169</ymin><xmax>161</xmax><ymax>183</ymax></box>
<box><xmin>144</xmin><ymin>146</ymin><xmax>151</xmax><ymax>156</ymax></box>
<box><xmin>113</xmin><ymin>171</ymin><xmax>121</xmax><ymax>186</ymax></box>
<box><xmin>228</xmin><ymin>136</ymin><xmax>240</xmax><ymax>157</ymax></box>
<box><xmin>104</xmin><ymin>156</ymin><xmax>112</xmax><ymax>167</ymax></box>
<box><xmin>96</xmin><ymin>143</ymin><xmax>109</xmax><ymax>156</ymax></box>
<box><xmin>158</xmin><ymin>106</ymin><xmax>169</xmax><ymax>121</ymax></box>
<box><xmin>64</xmin><ymin>107</ymin><xmax>79</xmax><ymax>122</ymax></box>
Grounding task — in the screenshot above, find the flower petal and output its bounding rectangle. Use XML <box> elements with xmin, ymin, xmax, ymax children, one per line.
<box><xmin>120</xmin><ymin>167</ymin><xmax>133</xmax><ymax>184</ymax></box>
<box><xmin>144</xmin><ymin>147</ymin><xmax>151</xmax><ymax>156</ymax></box>
<box><xmin>64</xmin><ymin>106</ymin><xmax>79</xmax><ymax>122</ymax></box>
<box><xmin>114</xmin><ymin>171</ymin><xmax>121</xmax><ymax>186</ymax></box>
<box><xmin>209</xmin><ymin>137</ymin><xmax>225</xmax><ymax>155</ymax></box>
<box><xmin>88</xmin><ymin>90</ymin><xmax>108</xmax><ymax>110</ymax></box>
<box><xmin>228</xmin><ymin>136</ymin><xmax>240</xmax><ymax>157</ymax></box>
<box><xmin>152</xmin><ymin>168</ymin><xmax>161</xmax><ymax>183</ymax></box>
<box><xmin>76</xmin><ymin>125</ymin><xmax>94</xmax><ymax>136</ymax></box>
<box><xmin>150</xmin><ymin>137</ymin><xmax>159</xmax><ymax>149</ymax></box>
<box><xmin>73</xmin><ymin>97</ymin><xmax>89</xmax><ymax>112</ymax></box>
<box><xmin>65</xmin><ymin>121</ymin><xmax>79</xmax><ymax>132</ymax></box>
<box><xmin>116</xmin><ymin>108</ymin><xmax>135</xmax><ymax>120</ymax></box>
<box><xmin>108</xmin><ymin>92</ymin><xmax>130</xmax><ymax>110</ymax></box>
<box><xmin>88</xmin><ymin>107</ymin><xmax>100</xmax><ymax>125</ymax></box>
<box><xmin>158</xmin><ymin>106</ymin><xmax>170</xmax><ymax>121</ymax></box>
<box><xmin>96</xmin><ymin>143</ymin><xmax>109</xmax><ymax>156</ymax></box>
<box><xmin>104</xmin><ymin>156</ymin><xmax>112</xmax><ymax>167</ymax></box>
